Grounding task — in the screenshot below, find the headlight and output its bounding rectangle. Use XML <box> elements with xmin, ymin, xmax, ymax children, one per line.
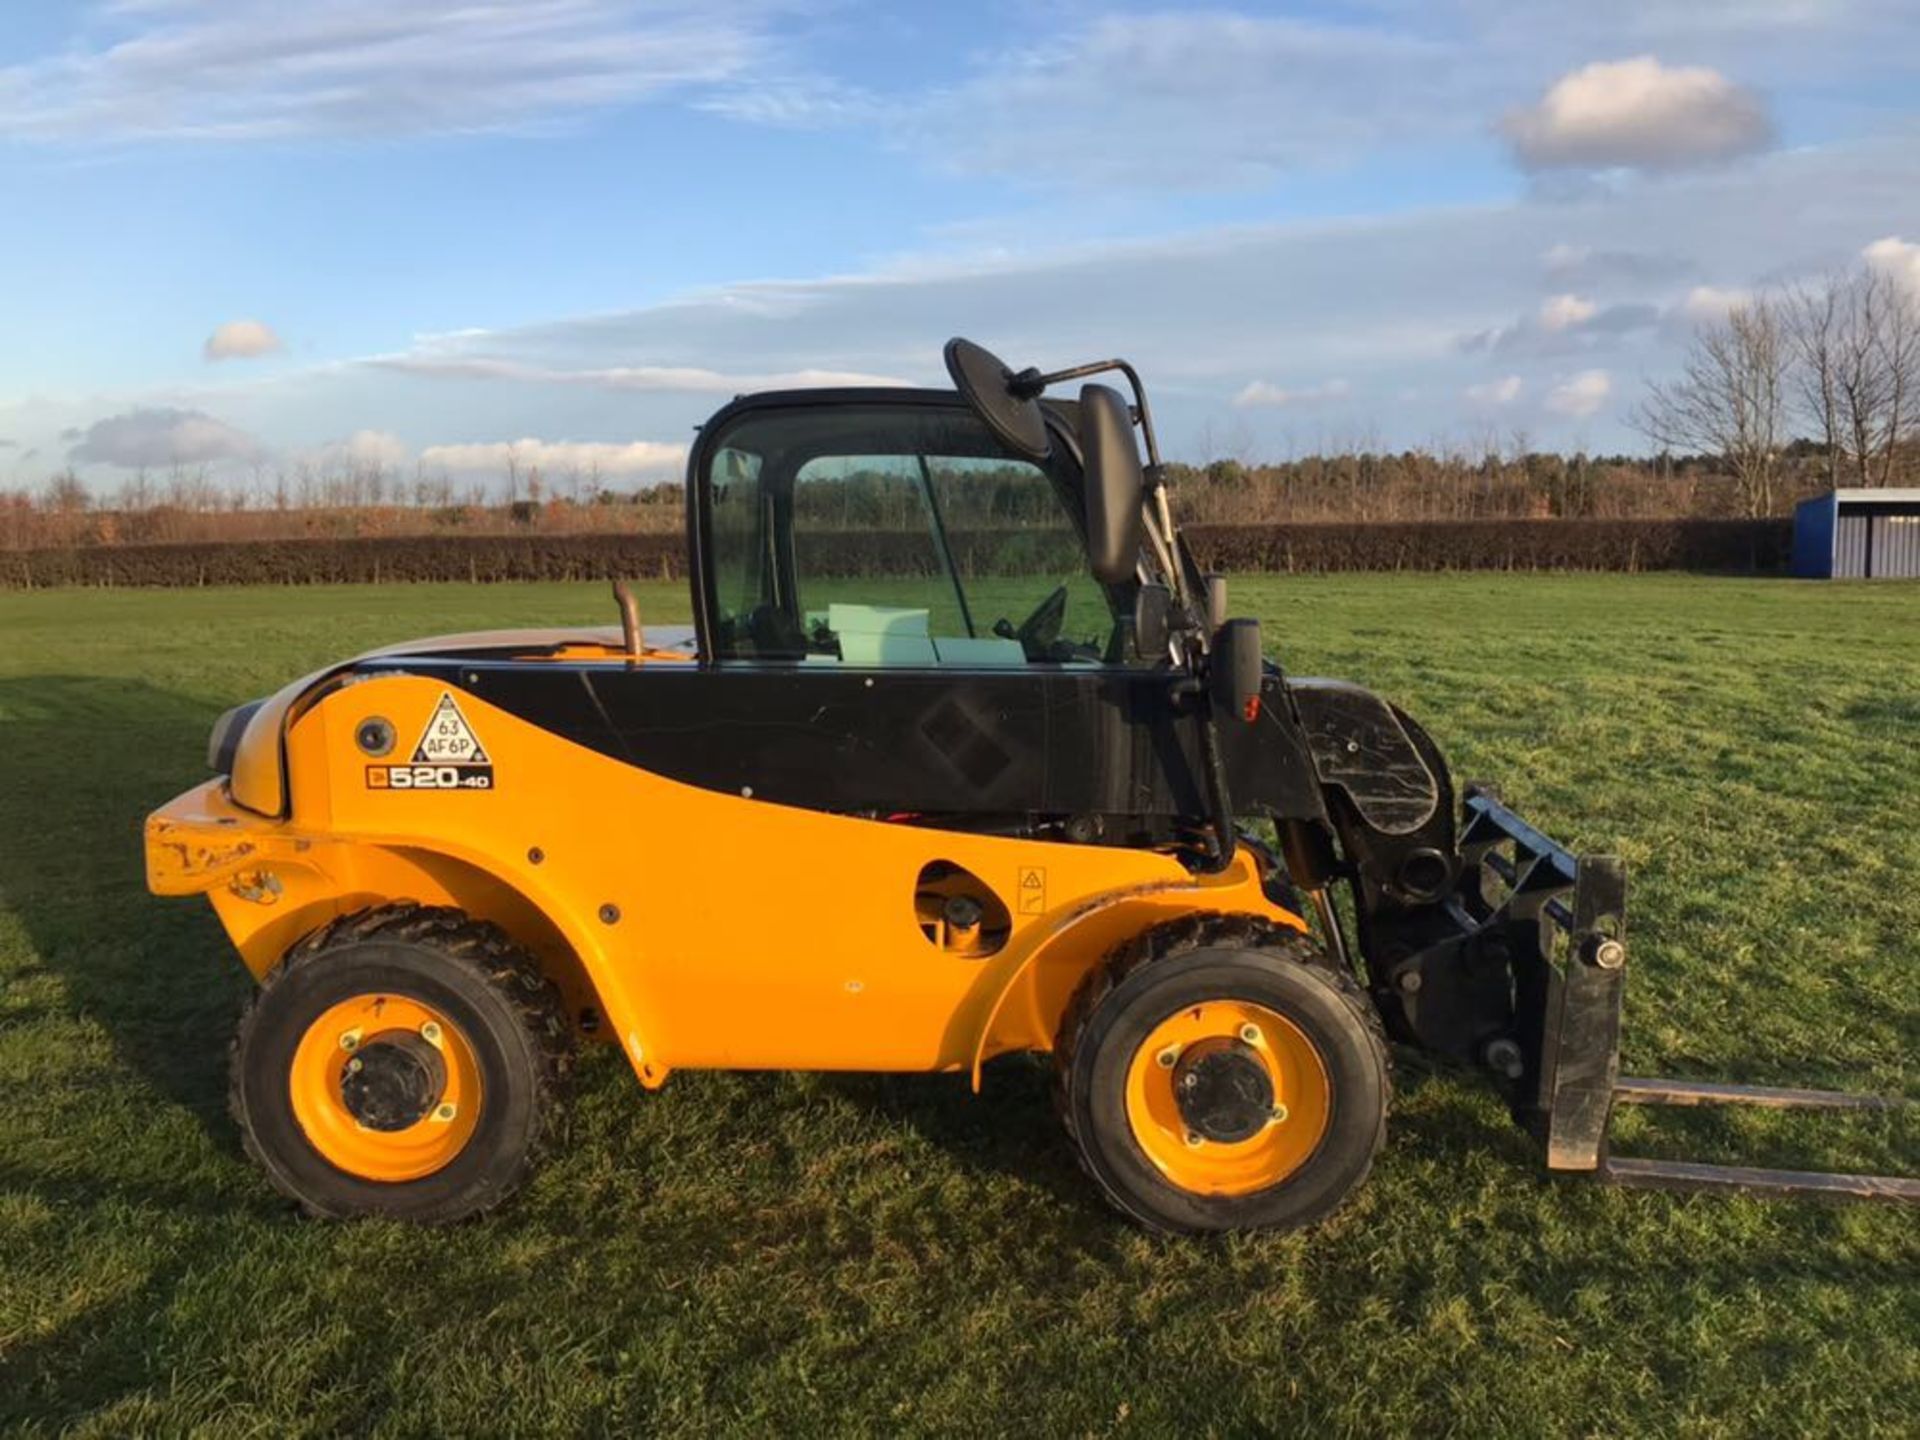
<box><xmin>207</xmin><ymin>699</ymin><xmax>265</xmax><ymax>774</ymax></box>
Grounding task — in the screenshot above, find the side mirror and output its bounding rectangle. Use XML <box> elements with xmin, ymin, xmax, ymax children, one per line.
<box><xmin>1211</xmin><ymin>618</ymin><xmax>1264</xmax><ymax>723</ymax></box>
<box><xmin>1079</xmin><ymin>382</ymin><xmax>1146</xmax><ymax>584</ymax></box>
<box><xmin>945</xmin><ymin>337</ymin><xmax>1050</xmax><ymax>460</ymax></box>
<box><xmin>1134</xmin><ymin>583</ymin><xmax>1171</xmax><ymax>660</ymax></box>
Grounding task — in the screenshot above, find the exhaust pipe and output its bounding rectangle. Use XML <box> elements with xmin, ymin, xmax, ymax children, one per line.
<box><xmin>612</xmin><ymin>577</ymin><xmax>642</xmax><ymax>657</ymax></box>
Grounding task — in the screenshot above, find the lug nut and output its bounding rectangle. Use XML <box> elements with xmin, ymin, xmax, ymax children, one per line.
<box><xmin>1184</xmin><ymin>1131</ymin><xmax>1203</xmax><ymax>1148</ymax></box>
<box><xmin>420</xmin><ymin>1021</ymin><xmax>442</xmax><ymax>1045</ymax></box>
<box><xmin>1238</xmin><ymin>1023</ymin><xmax>1261</xmax><ymax>1045</ymax></box>
<box><xmin>1591</xmin><ymin>938</ymin><xmax>1626</xmax><ymax>970</ymax></box>
<box><xmin>339</xmin><ymin>1029</ymin><xmax>362</xmax><ymax>1052</ymax></box>
<box><xmin>1483</xmin><ymin>1037</ymin><xmax>1525</xmax><ymax>1079</ymax></box>
<box><xmin>1270</xmin><ymin>1104</ymin><xmax>1289</xmax><ymax>1124</ymax></box>
<box><xmin>1156</xmin><ymin>1046</ymin><xmax>1180</xmax><ymax>1069</ymax></box>
<box><xmin>433</xmin><ymin>1103</ymin><xmax>457</xmax><ymax>1122</ymax></box>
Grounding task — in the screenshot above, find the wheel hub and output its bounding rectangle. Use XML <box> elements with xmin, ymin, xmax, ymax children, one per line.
<box><xmin>1172</xmin><ymin>1037</ymin><xmax>1276</xmax><ymax>1144</ymax></box>
<box><xmin>339</xmin><ymin>1031</ymin><xmax>447</xmax><ymax>1132</ymax></box>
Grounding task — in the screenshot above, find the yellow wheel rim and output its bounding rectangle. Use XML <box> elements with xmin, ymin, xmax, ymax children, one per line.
<box><xmin>288</xmin><ymin>994</ymin><xmax>483</xmax><ymax>1182</ymax></box>
<box><xmin>1123</xmin><ymin>999</ymin><xmax>1332</xmax><ymax>1197</ymax></box>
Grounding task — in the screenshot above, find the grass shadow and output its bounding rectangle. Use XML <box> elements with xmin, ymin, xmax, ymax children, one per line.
<box><xmin>819</xmin><ymin>1056</ymin><xmax>1106</xmax><ymax>1218</ymax></box>
<box><xmin>1842</xmin><ymin>694</ymin><xmax>1920</xmax><ymax>729</ymax></box>
<box><xmin>0</xmin><ymin>1252</ymin><xmax>198</xmax><ymax>1429</ymax></box>
<box><xmin>0</xmin><ymin>675</ymin><xmax>247</xmax><ymax>1131</ymax></box>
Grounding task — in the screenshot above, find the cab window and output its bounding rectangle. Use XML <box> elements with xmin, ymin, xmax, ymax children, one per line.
<box><xmin>704</xmin><ymin>403</ymin><xmax>1122</xmax><ymax>666</ymax></box>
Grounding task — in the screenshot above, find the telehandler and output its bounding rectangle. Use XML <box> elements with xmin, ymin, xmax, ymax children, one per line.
<box><xmin>144</xmin><ymin>339</ymin><xmax>1916</xmax><ymax>1229</ymax></box>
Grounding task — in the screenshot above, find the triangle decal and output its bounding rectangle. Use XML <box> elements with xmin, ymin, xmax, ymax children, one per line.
<box><xmin>412</xmin><ymin>691</ymin><xmax>491</xmax><ymax>765</ymax></box>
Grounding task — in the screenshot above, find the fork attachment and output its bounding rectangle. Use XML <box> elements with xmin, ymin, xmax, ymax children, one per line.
<box><xmin>1454</xmin><ymin>786</ymin><xmax>1918</xmax><ymax>1203</ymax></box>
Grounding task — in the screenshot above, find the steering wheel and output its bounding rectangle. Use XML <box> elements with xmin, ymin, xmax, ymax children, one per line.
<box><xmin>992</xmin><ymin>584</ymin><xmax>1069</xmax><ymax>661</ymax></box>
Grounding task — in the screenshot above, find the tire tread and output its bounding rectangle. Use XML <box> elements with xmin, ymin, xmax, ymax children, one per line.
<box><xmin>1052</xmin><ymin>913</ymin><xmax>1391</xmax><ymax>1232</ymax></box>
<box><xmin>230</xmin><ymin>902</ymin><xmax>569</xmax><ymax>1222</ymax></box>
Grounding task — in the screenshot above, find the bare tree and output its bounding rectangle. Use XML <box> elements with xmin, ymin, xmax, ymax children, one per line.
<box><xmin>502</xmin><ymin>445</ymin><xmax>521</xmax><ymax>504</ymax></box>
<box><xmin>1847</xmin><ymin>266</ymin><xmax>1918</xmax><ymax>487</ymax></box>
<box><xmin>1785</xmin><ymin>266</ymin><xmax>1920</xmax><ymax>488</ymax></box>
<box><xmin>119</xmin><ymin>469</ymin><xmax>154</xmax><ymax>513</ymax></box>
<box><xmin>1635</xmin><ymin>298</ymin><xmax>1787</xmax><ymax>517</ymax></box>
<box><xmin>1785</xmin><ymin>277</ymin><xmax>1844</xmax><ymax>491</ymax></box>
<box><xmin>44</xmin><ymin>467</ymin><xmax>88</xmax><ymax>514</ymax></box>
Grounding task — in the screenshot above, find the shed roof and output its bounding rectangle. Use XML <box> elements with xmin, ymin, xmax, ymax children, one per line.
<box><xmin>1830</xmin><ymin>488</ymin><xmax>1920</xmax><ymax>504</ymax></box>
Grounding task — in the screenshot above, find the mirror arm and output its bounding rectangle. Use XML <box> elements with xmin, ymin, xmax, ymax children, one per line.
<box><xmin>1024</xmin><ymin>350</ymin><xmax>1183</xmax><ymax>601</ymax></box>
<box><xmin>1029</xmin><ymin>358</ymin><xmax>1163</xmax><ymax>470</ymax></box>
<box><xmin>1139</xmin><ymin>506</ymin><xmax>1182</xmax><ymax>599</ymax></box>
<box><xmin>1149</xmin><ymin>472</ymin><xmax>1184</xmax><ymax>606</ymax></box>
<box><xmin>1031</xmin><ymin>356</ymin><xmax>1179</xmax><ymax>599</ymax></box>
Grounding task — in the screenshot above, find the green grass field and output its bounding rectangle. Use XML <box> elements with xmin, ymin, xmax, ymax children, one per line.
<box><xmin>1</xmin><ymin>576</ymin><xmax>1915</xmax><ymax>1436</ymax></box>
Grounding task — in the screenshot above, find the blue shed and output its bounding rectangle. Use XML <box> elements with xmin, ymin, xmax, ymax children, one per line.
<box><xmin>1791</xmin><ymin>488</ymin><xmax>1920</xmax><ymax>579</ymax></box>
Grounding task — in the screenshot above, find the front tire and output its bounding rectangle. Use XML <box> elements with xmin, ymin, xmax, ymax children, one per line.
<box><xmin>1056</xmin><ymin>918</ymin><xmax>1390</xmax><ymax>1234</ymax></box>
<box><xmin>231</xmin><ymin>904</ymin><xmax>567</xmax><ymax>1223</ymax></box>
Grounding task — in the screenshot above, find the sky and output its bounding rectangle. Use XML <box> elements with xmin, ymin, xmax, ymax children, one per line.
<box><xmin>3</xmin><ymin>0</ymin><xmax>1919</xmax><ymax>493</ymax></box>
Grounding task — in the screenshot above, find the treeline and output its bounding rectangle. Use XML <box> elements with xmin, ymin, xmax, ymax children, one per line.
<box><xmin>0</xmin><ymin>440</ymin><xmax>1880</xmax><ymax>555</ymax></box>
<box><xmin>2</xmin><ymin>519</ymin><xmax>1792</xmax><ymax>588</ymax></box>
<box><xmin>1162</xmin><ymin>444</ymin><xmax>1849</xmax><ymax>524</ymax></box>
<box><xmin>0</xmin><ymin>483</ymin><xmax>687</xmax><ymax>552</ymax></box>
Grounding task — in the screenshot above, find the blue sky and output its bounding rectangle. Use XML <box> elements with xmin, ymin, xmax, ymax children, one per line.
<box><xmin>4</xmin><ymin>0</ymin><xmax>1919</xmax><ymax>491</ymax></box>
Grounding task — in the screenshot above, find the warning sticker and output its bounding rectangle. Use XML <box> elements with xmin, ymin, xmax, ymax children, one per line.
<box><xmin>413</xmin><ymin>692</ymin><xmax>490</xmax><ymax>765</ymax></box>
<box><xmin>365</xmin><ymin>692</ymin><xmax>494</xmax><ymax>791</ymax></box>
<box><xmin>1017</xmin><ymin>866</ymin><xmax>1047</xmax><ymax>915</ymax></box>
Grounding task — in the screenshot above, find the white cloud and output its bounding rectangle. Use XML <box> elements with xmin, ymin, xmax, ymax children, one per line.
<box><xmin>66</xmin><ymin>407</ymin><xmax>262</xmax><ymax>468</ymax></box>
<box><xmin>1461</xmin><ymin>298</ymin><xmax>1660</xmax><ymax>355</ymax></box>
<box><xmin>1863</xmin><ymin>236</ymin><xmax>1920</xmax><ymax>294</ymax></box>
<box><xmin>1545</xmin><ymin>369</ymin><xmax>1613</xmax><ymax>418</ymax></box>
<box><xmin>906</xmin><ymin>13</ymin><xmax>1457</xmax><ymax>190</ymax></box>
<box><xmin>344</xmin><ymin>429</ymin><xmax>409</xmax><ymax>469</ymax></box>
<box><xmin>1539</xmin><ymin>294</ymin><xmax>1598</xmax><ymax>332</ymax></box>
<box><xmin>204</xmin><ymin>318</ymin><xmax>284</xmax><ymax>361</ymax></box>
<box><xmin>1465</xmin><ymin>375</ymin><xmax>1524</xmax><ymax>406</ymax></box>
<box><xmin>1541</xmin><ymin>242</ymin><xmax>1692</xmax><ymax>286</ymax></box>
<box><xmin>1233</xmin><ymin>378</ymin><xmax>1351</xmax><ymax>409</ymax></box>
<box><xmin>0</xmin><ymin>1</ymin><xmax>763</xmax><ymax>144</ymax></box>
<box><xmin>1503</xmin><ymin>57</ymin><xmax>1772</xmax><ymax>172</ymax></box>
<box><xmin>1680</xmin><ymin>285</ymin><xmax>1753</xmax><ymax>322</ymax></box>
<box><xmin>307</xmin><ymin>429</ymin><xmax>410</xmax><ymax>472</ymax></box>
<box><xmin>417</xmin><ymin>438</ymin><xmax>688</xmax><ymax>480</ymax></box>
<box><xmin>699</xmin><ymin>75</ymin><xmax>879</xmax><ymax>130</ymax></box>
<box><xmin>367</xmin><ymin>355</ymin><xmax>912</xmax><ymax>393</ymax></box>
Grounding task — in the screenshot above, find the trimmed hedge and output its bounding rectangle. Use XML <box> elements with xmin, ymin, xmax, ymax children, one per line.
<box><xmin>0</xmin><ymin>533</ymin><xmax>687</xmax><ymax>588</ymax></box>
<box><xmin>1</xmin><ymin>519</ymin><xmax>1793</xmax><ymax>588</ymax></box>
<box><xmin>1187</xmin><ymin>519</ymin><xmax>1793</xmax><ymax>574</ymax></box>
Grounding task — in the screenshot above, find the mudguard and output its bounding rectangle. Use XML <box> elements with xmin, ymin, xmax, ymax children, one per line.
<box><xmin>1288</xmin><ymin>679</ymin><xmax>1440</xmax><ymax>835</ymax></box>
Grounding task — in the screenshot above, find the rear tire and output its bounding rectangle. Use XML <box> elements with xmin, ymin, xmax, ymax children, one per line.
<box><xmin>1055</xmin><ymin>917</ymin><xmax>1389</xmax><ymax>1234</ymax></box>
<box><xmin>231</xmin><ymin>904</ymin><xmax>568</xmax><ymax>1223</ymax></box>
